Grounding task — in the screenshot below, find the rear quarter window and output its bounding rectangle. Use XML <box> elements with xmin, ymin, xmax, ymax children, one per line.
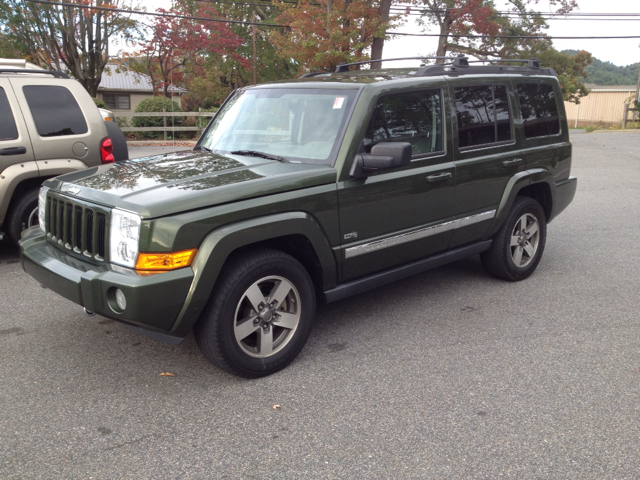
<box><xmin>23</xmin><ymin>85</ymin><xmax>88</xmax><ymax>137</ymax></box>
<box><xmin>516</xmin><ymin>83</ymin><xmax>561</xmax><ymax>138</ymax></box>
<box><xmin>0</xmin><ymin>87</ymin><xmax>19</xmax><ymax>141</ymax></box>
<box><xmin>455</xmin><ymin>85</ymin><xmax>512</xmax><ymax>148</ymax></box>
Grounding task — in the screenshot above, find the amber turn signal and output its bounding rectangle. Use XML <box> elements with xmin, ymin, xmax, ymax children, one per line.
<box><xmin>135</xmin><ymin>248</ymin><xmax>197</xmax><ymax>271</ymax></box>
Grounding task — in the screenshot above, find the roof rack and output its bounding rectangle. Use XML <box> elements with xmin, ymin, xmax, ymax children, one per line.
<box><xmin>414</xmin><ymin>56</ymin><xmax>555</xmax><ymax>78</ymax></box>
<box><xmin>334</xmin><ymin>56</ymin><xmax>465</xmax><ymax>73</ymax></box>
<box><xmin>0</xmin><ymin>69</ymin><xmax>70</xmax><ymax>79</ymax></box>
<box><xmin>468</xmin><ymin>58</ymin><xmax>541</xmax><ymax>68</ymax></box>
<box><xmin>299</xmin><ymin>72</ymin><xmax>332</xmax><ymax>78</ymax></box>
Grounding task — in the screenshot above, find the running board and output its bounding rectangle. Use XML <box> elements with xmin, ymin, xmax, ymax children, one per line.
<box><xmin>323</xmin><ymin>240</ymin><xmax>492</xmax><ymax>303</ymax></box>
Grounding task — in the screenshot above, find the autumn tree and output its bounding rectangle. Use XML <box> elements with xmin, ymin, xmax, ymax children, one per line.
<box><xmin>131</xmin><ymin>1</ymin><xmax>246</xmax><ymax>102</ymax></box>
<box><xmin>413</xmin><ymin>0</ymin><xmax>577</xmax><ymax>60</ymax></box>
<box><xmin>0</xmin><ymin>0</ymin><xmax>139</xmax><ymax>96</ymax></box>
<box><xmin>189</xmin><ymin>0</ymin><xmax>298</xmax><ymax>103</ymax></box>
<box><xmin>270</xmin><ymin>0</ymin><xmax>400</xmax><ymax>74</ymax></box>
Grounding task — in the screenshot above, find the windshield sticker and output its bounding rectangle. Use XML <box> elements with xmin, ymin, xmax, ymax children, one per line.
<box><xmin>333</xmin><ymin>97</ymin><xmax>345</xmax><ymax>109</ymax></box>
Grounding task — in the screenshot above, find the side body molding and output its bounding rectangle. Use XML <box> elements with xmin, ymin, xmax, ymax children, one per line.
<box><xmin>169</xmin><ymin>212</ymin><xmax>337</xmax><ymax>337</ymax></box>
<box><xmin>484</xmin><ymin>168</ymin><xmax>553</xmax><ymax>240</ymax></box>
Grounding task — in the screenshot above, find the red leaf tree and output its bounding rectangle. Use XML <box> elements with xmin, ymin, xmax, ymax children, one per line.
<box><xmin>134</xmin><ymin>1</ymin><xmax>247</xmax><ymax>99</ymax></box>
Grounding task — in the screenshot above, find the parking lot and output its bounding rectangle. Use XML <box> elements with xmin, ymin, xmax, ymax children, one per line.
<box><xmin>1</xmin><ymin>132</ymin><xmax>639</xmax><ymax>479</ymax></box>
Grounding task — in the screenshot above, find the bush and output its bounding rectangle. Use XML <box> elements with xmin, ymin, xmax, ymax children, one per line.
<box><xmin>196</xmin><ymin>107</ymin><xmax>218</xmax><ymax>129</ymax></box>
<box><xmin>92</xmin><ymin>97</ymin><xmax>107</xmax><ymax>109</ymax></box>
<box><xmin>132</xmin><ymin>96</ymin><xmax>184</xmax><ymax>139</ymax></box>
<box><xmin>584</xmin><ymin>125</ymin><xmax>601</xmax><ymax>133</ymax></box>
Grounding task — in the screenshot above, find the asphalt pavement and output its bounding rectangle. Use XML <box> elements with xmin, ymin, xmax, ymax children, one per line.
<box><xmin>1</xmin><ymin>132</ymin><xmax>640</xmax><ymax>479</ymax></box>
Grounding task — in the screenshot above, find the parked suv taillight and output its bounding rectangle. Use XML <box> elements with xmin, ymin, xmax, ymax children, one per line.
<box><xmin>100</xmin><ymin>138</ymin><xmax>114</xmax><ymax>164</ymax></box>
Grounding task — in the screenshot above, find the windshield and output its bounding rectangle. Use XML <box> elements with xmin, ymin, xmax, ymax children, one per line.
<box><xmin>199</xmin><ymin>88</ymin><xmax>358</xmax><ymax>164</ymax></box>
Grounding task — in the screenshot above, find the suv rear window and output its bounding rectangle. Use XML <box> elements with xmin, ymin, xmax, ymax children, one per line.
<box><xmin>0</xmin><ymin>87</ymin><xmax>19</xmax><ymax>141</ymax></box>
<box><xmin>23</xmin><ymin>86</ymin><xmax>88</xmax><ymax>137</ymax></box>
<box><xmin>455</xmin><ymin>85</ymin><xmax>511</xmax><ymax>148</ymax></box>
<box><xmin>363</xmin><ymin>90</ymin><xmax>443</xmax><ymax>156</ymax></box>
<box><xmin>517</xmin><ymin>83</ymin><xmax>561</xmax><ymax>138</ymax></box>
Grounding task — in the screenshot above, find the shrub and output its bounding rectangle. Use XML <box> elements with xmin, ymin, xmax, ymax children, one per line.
<box><xmin>132</xmin><ymin>96</ymin><xmax>184</xmax><ymax>139</ymax></box>
<box><xmin>584</xmin><ymin>125</ymin><xmax>600</xmax><ymax>133</ymax></box>
<box><xmin>196</xmin><ymin>107</ymin><xmax>218</xmax><ymax>129</ymax></box>
<box><xmin>92</xmin><ymin>97</ymin><xmax>107</xmax><ymax>109</ymax></box>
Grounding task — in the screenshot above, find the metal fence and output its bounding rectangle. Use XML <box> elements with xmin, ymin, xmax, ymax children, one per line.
<box><xmin>115</xmin><ymin>110</ymin><xmax>217</xmax><ymax>140</ymax></box>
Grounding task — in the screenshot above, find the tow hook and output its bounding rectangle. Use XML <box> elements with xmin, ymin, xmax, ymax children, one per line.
<box><xmin>83</xmin><ymin>308</ymin><xmax>96</xmax><ymax>317</ymax></box>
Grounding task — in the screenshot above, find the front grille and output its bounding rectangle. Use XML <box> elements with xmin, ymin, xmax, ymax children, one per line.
<box><xmin>45</xmin><ymin>193</ymin><xmax>109</xmax><ymax>262</ymax></box>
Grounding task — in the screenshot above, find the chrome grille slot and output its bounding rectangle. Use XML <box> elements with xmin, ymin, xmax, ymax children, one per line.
<box><xmin>97</xmin><ymin>213</ymin><xmax>106</xmax><ymax>258</ymax></box>
<box><xmin>74</xmin><ymin>206</ymin><xmax>82</xmax><ymax>251</ymax></box>
<box><xmin>44</xmin><ymin>192</ymin><xmax>110</xmax><ymax>262</ymax></box>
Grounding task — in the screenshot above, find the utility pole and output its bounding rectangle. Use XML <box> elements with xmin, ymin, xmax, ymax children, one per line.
<box><xmin>252</xmin><ymin>7</ymin><xmax>258</xmax><ymax>85</ymax></box>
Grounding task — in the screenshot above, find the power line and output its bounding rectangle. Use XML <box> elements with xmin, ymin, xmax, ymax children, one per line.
<box><xmin>24</xmin><ymin>0</ymin><xmax>287</xmax><ymax>27</ymax></box>
<box><xmin>21</xmin><ymin>0</ymin><xmax>640</xmax><ymax>41</ymax></box>
<box><xmin>388</xmin><ymin>32</ymin><xmax>640</xmax><ymax>39</ymax></box>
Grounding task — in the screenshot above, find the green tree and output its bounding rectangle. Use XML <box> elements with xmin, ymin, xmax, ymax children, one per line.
<box><xmin>0</xmin><ymin>0</ymin><xmax>139</xmax><ymax>96</ymax></box>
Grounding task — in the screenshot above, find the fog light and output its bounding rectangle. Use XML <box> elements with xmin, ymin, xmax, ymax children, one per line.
<box><xmin>115</xmin><ymin>289</ymin><xmax>127</xmax><ymax>311</ymax></box>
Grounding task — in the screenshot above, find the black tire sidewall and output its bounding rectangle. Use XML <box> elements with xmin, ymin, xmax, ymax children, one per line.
<box><xmin>7</xmin><ymin>188</ymin><xmax>39</xmax><ymax>245</ymax></box>
<box><xmin>198</xmin><ymin>250</ymin><xmax>315</xmax><ymax>377</ymax></box>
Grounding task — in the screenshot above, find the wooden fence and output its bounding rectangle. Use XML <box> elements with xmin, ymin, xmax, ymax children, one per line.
<box><xmin>622</xmin><ymin>104</ymin><xmax>639</xmax><ymax>129</ymax></box>
<box><xmin>115</xmin><ymin>110</ymin><xmax>217</xmax><ymax>140</ymax></box>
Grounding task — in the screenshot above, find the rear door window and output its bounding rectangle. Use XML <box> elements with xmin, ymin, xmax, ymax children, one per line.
<box><xmin>0</xmin><ymin>87</ymin><xmax>19</xmax><ymax>141</ymax></box>
<box><xmin>363</xmin><ymin>89</ymin><xmax>443</xmax><ymax>157</ymax></box>
<box><xmin>455</xmin><ymin>85</ymin><xmax>512</xmax><ymax>148</ymax></box>
<box><xmin>517</xmin><ymin>83</ymin><xmax>561</xmax><ymax>138</ymax></box>
<box><xmin>23</xmin><ymin>86</ymin><xmax>88</xmax><ymax>137</ymax></box>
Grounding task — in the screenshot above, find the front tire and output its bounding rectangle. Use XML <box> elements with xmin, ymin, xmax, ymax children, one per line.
<box><xmin>195</xmin><ymin>248</ymin><xmax>316</xmax><ymax>378</ymax></box>
<box><xmin>7</xmin><ymin>188</ymin><xmax>39</xmax><ymax>245</ymax></box>
<box><xmin>481</xmin><ymin>196</ymin><xmax>547</xmax><ymax>281</ymax></box>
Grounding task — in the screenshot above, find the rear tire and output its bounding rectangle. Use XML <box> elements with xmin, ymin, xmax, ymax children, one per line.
<box><xmin>195</xmin><ymin>248</ymin><xmax>315</xmax><ymax>378</ymax></box>
<box><xmin>7</xmin><ymin>188</ymin><xmax>39</xmax><ymax>245</ymax></box>
<box><xmin>481</xmin><ymin>196</ymin><xmax>547</xmax><ymax>281</ymax></box>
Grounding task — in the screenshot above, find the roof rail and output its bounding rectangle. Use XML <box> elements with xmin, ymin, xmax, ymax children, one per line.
<box><xmin>299</xmin><ymin>72</ymin><xmax>332</xmax><ymax>78</ymax></box>
<box><xmin>468</xmin><ymin>58</ymin><xmax>541</xmax><ymax>68</ymax></box>
<box><xmin>414</xmin><ymin>57</ymin><xmax>554</xmax><ymax>78</ymax></box>
<box><xmin>334</xmin><ymin>56</ymin><xmax>464</xmax><ymax>73</ymax></box>
<box><xmin>0</xmin><ymin>69</ymin><xmax>70</xmax><ymax>79</ymax></box>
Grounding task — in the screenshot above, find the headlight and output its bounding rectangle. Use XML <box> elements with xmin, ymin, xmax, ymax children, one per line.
<box><xmin>109</xmin><ymin>209</ymin><xmax>141</xmax><ymax>268</ymax></box>
<box><xmin>38</xmin><ymin>186</ymin><xmax>49</xmax><ymax>234</ymax></box>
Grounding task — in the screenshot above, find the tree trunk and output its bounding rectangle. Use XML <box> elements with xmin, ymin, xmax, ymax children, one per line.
<box><xmin>435</xmin><ymin>9</ymin><xmax>452</xmax><ymax>63</ymax></box>
<box><xmin>370</xmin><ymin>0</ymin><xmax>392</xmax><ymax>69</ymax></box>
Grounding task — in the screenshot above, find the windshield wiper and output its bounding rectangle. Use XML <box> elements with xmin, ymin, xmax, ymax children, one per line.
<box><xmin>194</xmin><ymin>145</ymin><xmax>213</xmax><ymax>153</ymax></box>
<box><xmin>230</xmin><ymin>150</ymin><xmax>288</xmax><ymax>163</ymax></box>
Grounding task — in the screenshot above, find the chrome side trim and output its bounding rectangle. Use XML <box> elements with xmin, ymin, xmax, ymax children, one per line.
<box><xmin>344</xmin><ymin>209</ymin><xmax>496</xmax><ymax>259</ymax></box>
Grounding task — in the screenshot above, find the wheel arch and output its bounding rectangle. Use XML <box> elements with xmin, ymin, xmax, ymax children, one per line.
<box><xmin>169</xmin><ymin>212</ymin><xmax>337</xmax><ymax>337</ymax></box>
<box><xmin>485</xmin><ymin>168</ymin><xmax>554</xmax><ymax>240</ymax></box>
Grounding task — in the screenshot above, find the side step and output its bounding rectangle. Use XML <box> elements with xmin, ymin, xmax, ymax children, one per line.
<box><xmin>323</xmin><ymin>240</ymin><xmax>492</xmax><ymax>303</ymax></box>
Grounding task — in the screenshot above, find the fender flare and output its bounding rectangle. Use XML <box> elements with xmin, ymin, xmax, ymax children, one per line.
<box><xmin>169</xmin><ymin>211</ymin><xmax>337</xmax><ymax>337</ymax></box>
<box><xmin>484</xmin><ymin>168</ymin><xmax>554</xmax><ymax>240</ymax></box>
<box><xmin>0</xmin><ymin>161</ymin><xmax>39</xmax><ymax>225</ymax></box>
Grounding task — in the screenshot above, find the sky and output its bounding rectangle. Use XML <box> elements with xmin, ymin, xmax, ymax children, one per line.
<box><xmin>139</xmin><ymin>0</ymin><xmax>640</xmax><ymax>68</ymax></box>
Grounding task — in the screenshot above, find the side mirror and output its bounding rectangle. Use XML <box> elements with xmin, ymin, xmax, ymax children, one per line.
<box><xmin>350</xmin><ymin>142</ymin><xmax>412</xmax><ymax>179</ymax></box>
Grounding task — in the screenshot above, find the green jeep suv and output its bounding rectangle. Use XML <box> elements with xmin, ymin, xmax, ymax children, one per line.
<box><xmin>20</xmin><ymin>57</ymin><xmax>577</xmax><ymax>377</ymax></box>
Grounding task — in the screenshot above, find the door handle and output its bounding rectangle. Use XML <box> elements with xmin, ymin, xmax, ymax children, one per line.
<box><xmin>427</xmin><ymin>171</ymin><xmax>452</xmax><ymax>183</ymax></box>
<box><xmin>502</xmin><ymin>158</ymin><xmax>523</xmax><ymax>167</ymax></box>
<box><xmin>0</xmin><ymin>147</ymin><xmax>27</xmax><ymax>156</ymax></box>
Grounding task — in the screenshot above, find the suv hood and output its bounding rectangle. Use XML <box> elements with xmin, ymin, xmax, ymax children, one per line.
<box><xmin>49</xmin><ymin>151</ymin><xmax>337</xmax><ymax>218</ymax></box>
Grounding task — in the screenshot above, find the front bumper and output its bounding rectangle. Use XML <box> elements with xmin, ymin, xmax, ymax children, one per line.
<box><xmin>20</xmin><ymin>228</ymin><xmax>194</xmax><ymax>341</ymax></box>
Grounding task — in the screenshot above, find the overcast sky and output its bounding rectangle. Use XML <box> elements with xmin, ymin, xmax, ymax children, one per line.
<box><xmin>139</xmin><ymin>0</ymin><xmax>640</xmax><ymax>68</ymax></box>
